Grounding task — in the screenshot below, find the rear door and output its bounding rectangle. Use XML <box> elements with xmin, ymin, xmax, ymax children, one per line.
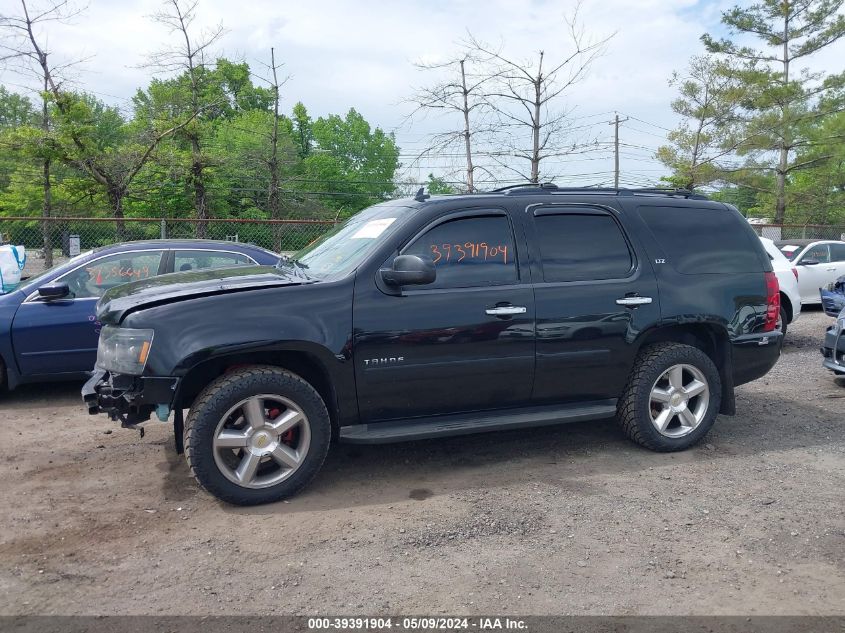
<box><xmin>11</xmin><ymin>250</ymin><xmax>165</xmax><ymax>376</ymax></box>
<box><xmin>796</xmin><ymin>243</ymin><xmax>833</xmax><ymax>303</ymax></box>
<box><xmin>353</xmin><ymin>209</ymin><xmax>535</xmax><ymax>422</ymax></box>
<box><xmin>524</xmin><ymin>204</ymin><xmax>660</xmax><ymax>405</ymax></box>
<box><xmin>830</xmin><ymin>243</ymin><xmax>845</xmax><ymax>281</ymax></box>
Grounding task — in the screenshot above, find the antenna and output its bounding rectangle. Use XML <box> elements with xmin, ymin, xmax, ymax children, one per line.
<box><xmin>414</xmin><ymin>187</ymin><xmax>431</xmax><ymax>202</ymax></box>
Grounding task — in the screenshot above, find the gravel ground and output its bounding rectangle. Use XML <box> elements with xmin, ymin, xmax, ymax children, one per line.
<box><xmin>0</xmin><ymin>309</ymin><xmax>843</xmax><ymax>616</ymax></box>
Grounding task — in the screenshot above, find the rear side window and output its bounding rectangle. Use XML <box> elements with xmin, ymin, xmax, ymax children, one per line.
<box><xmin>403</xmin><ymin>214</ymin><xmax>517</xmax><ymax>289</ymax></box>
<box><xmin>534</xmin><ymin>213</ymin><xmax>633</xmax><ymax>282</ymax></box>
<box><xmin>830</xmin><ymin>243</ymin><xmax>845</xmax><ymax>262</ymax></box>
<box><xmin>174</xmin><ymin>250</ymin><xmax>253</xmax><ymax>272</ymax></box>
<box><xmin>638</xmin><ymin>206</ymin><xmax>764</xmax><ymax>274</ymax></box>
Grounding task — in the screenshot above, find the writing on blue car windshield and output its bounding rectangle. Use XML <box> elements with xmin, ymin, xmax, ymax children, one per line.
<box><xmin>17</xmin><ymin>250</ymin><xmax>94</xmax><ymax>292</ymax></box>
<box><xmin>288</xmin><ymin>205</ymin><xmax>401</xmax><ymax>279</ymax></box>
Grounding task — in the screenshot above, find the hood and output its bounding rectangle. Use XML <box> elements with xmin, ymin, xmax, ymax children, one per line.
<box><xmin>97</xmin><ymin>264</ymin><xmax>311</xmax><ymax>324</ymax></box>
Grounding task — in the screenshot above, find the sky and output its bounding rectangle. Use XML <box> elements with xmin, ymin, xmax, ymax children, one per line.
<box><xmin>2</xmin><ymin>0</ymin><xmax>845</xmax><ymax>190</ymax></box>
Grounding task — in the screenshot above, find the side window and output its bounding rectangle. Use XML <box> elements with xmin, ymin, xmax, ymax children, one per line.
<box><xmin>534</xmin><ymin>213</ymin><xmax>633</xmax><ymax>282</ymax></box>
<box><xmin>802</xmin><ymin>244</ymin><xmax>831</xmax><ymax>264</ymax></box>
<box><xmin>174</xmin><ymin>250</ymin><xmax>252</xmax><ymax>272</ymax></box>
<box><xmin>59</xmin><ymin>251</ymin><xmax>164</xmax><ymax>299</ymax></box>
<box><xmin>830</xmin><ymin>243</ymin><xmax>845</xmax><ymax>262</ymax></box>
<box><xmin>403</xmin><ymin>215</ymin><xmax>518</xmax><ymax>289</ymax></box>
<box><xmin>639</xmin><ymin>206</ymin><xmax>764</xmax><ymax>274</ymax></box>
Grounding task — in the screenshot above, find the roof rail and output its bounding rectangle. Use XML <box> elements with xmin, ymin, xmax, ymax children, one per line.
<box><xmin>486</xmin><ymin>183</ymin><xmax>709</xmax><ymax>200</ymax></box>
<box><xmin>491</xmin><ymin>182</ymin><xmax>559</xmax><ymax>193</ymax></box>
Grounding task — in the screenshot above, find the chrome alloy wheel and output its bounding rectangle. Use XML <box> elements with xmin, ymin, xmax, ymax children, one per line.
<box><xmin>648</xmin><ymin>364</ymin><xmax>709</xmax><ymax>438</ymax></box>
<box><xmin>212</xmin><ymin>395</ymin><xmax>311</xmax><ymax>489</ymax></box>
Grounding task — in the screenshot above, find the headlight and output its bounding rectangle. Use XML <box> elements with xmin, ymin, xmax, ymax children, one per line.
<box><xmin>96</xmin><ymin>326</ymin><xmax>155</xmax><ymax>375</ymax></box>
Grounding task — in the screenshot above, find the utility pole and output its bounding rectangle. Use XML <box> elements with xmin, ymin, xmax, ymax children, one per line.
<box><xmin>609</xmin><ymin>113</ymin><xmax>628</xmax><ymax>188</ymax></box>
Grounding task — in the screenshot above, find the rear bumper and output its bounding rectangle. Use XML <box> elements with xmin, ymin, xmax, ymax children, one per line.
<box><xmin>82</xmin><ymin>368</ymin><xmax>179</xmax><ymax>427</ymax></box>
<box><xmin>731</xmin><ymin>331</ymin><xmax>783</xmax><ymax>387</ymax></box>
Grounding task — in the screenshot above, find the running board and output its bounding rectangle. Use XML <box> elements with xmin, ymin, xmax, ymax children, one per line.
<box><xmin>339</xmin><ymin>400</ymin><xmax>617</xmax><ymax>444</ymax></box>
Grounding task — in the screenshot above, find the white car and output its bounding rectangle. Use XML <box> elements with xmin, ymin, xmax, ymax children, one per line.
<box><xmin>761</xmin><ymin>237</ymin><xmax>801</xmax><ymax>336</ymax></box>
<box><xmin>776</xmin><ymin>239</ymin><xmax>845</xmax><ymax>304</ymax></box>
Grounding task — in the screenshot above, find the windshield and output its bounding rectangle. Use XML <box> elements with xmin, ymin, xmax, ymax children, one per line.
<box><xmin>15</xmin><ymin>250</ymin><xmax>94</xmax><ymax>293</ymax></box>
<box><xmin>291</xmin><ymin>204</ymin><xmax>407</xmax><ymax>279</ymax></box>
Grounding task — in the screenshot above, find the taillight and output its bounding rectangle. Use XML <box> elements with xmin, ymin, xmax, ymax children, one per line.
<box><xmin>792</xmin><ymin>267</ymin><xmax>798</xmax><ymax>281</ymax></box>
<box><xmin>764</xmin><ymin>271</ymin><xmax>780</xmax><ymax>332</ymax></box>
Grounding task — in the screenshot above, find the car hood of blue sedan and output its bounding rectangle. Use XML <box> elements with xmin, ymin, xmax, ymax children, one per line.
<box><xmin>96</xmin><ymin>265</ymin><xmax>311</xmax><ymax>324</ymax></box>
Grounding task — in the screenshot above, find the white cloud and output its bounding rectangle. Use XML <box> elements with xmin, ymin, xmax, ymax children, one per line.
<box><xmin>2</xmin><ymin>0</ymin><xmax>844</xmax><ymax>188</ymax></box>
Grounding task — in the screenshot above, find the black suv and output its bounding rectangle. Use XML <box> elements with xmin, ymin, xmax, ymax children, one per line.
<box><xmin>84</xmin><ymin>186</ymin><xmax>782</xmax><ymax>505</ymax></box>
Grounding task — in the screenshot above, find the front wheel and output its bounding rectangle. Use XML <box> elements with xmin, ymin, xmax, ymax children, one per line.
<box><xmin>185</xmin><ymin>366</ymin><xmax>331</xmax><ymax>505</ymax></box>
<box><xmin>617</xmin><ymin>342</ymin><xmax>721</xmax><ymax>452</ymax></box>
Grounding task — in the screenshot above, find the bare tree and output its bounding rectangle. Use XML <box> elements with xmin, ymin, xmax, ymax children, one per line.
<box><xmin>256</xmin><ymin>47</ymin><xmax>292</xmax><ymax>250</ymax></box>
<box><xmin>407</xmin><ymin>53</ymin><xmax>497</xmax><ymax>192</ymax></box>
<box><xmin>0</xmin><ymin>0</ymin><xmax>85</xmax><ymax>265</ymax></box>
<box><xmin>466</xmin><ymin>7</ymin><xmax>613</xmax><ymax>183</ymax></box>
<box><xmin>147</xmin><ymin>0</ymin><xmax>225</xmax><ymax>237</ymax></box>
<box><xmin>2</xmin><ymin>0</ymin><xmax>200</xmax><ymax>244</ymax></box>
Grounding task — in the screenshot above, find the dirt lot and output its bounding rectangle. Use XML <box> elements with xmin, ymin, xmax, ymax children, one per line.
<box><xmin>0</xmin><ymin>309</ymin><xmax>843</xmax><ymax>616</ymax></box>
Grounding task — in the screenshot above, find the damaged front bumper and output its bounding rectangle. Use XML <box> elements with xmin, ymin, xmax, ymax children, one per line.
<box><xmin>820</xmin><ymin>323</ymin><xmax>845</xmax><ymax>376</ymax></box>
<box><xmin>82</xmin><ymin>368</ymin><xmax>179</xmax><ymax>427</ymax></box>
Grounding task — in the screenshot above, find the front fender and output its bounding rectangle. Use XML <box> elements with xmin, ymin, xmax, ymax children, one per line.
<box><xmin>120</xmin><ymin>282</ymin><xmax>356</xmax><ymax>421</ymax></box>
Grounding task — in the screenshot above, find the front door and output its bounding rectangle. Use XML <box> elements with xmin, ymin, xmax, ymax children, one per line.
<box><xmin>353</xmin><ymin>210</ymin><xmax>535</xmax><ymax>422</ymax></box>
<box><xmin>524</xmin><ymin>206</ymin><xmax>661</xmax><ymax>404</ymax></box>
<box><xmin>12</xmin><ymin>250</ymin><xmax>165</xmax><ymax>376</ymax></box>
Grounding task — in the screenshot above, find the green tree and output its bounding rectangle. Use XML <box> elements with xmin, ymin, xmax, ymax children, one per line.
<box><xmin>703</xmin><ymin>0</ymin><xmax>845</xmax><ymax>223</ymax></box>
<box><xmin>782</xmin><ymin>110</ymin><xmax>845</xmax><ymax>223</ymax></box>
<box><xmin>657</xmin><ymin>56</ymin><xmax>746</xmax><ymax>190</ymax></box>
<box><xmin>291</xmin><ymin>102</ymin><xmax>313</xmax><ymax>159</ymax></box>
<box><xmin>425</xmin><ymin>173</ymin><xmax>457</xmax><ymax>194</ymax></box>
<box><xmin>303</xmin><ymin>108</ymin><xmax>400</xmax><ymax>214</ymax></box>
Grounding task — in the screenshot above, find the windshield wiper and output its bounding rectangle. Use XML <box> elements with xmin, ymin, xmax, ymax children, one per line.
<box><xmin>277</xmin><ymin>255</ymin><xmax>312</xmax><ymax>280</ymax></box>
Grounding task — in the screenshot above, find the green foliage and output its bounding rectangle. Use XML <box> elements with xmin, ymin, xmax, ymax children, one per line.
<box><xmin>701</xmin><ymin>0</ymin><xmax>845</xmax><ymax>222</ymax></box>
<box><xmin>425</xmin><ymin>173</ymin><xmax>457</xmax><ymax>194</ymax></box>
<box><xmin>0</xmin><ymin>56</ymin><xmax>401</xmax><ymax>224</ymax></box>
<box><xmin>657</xmin><ymin>56</ymin><xmax>746</xmax><ymax>190</ymax></box>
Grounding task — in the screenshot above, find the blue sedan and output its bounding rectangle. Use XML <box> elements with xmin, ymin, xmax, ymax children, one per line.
<box><xmin>0</xmin><ymin>240</ymin><xmax>279</xmax><ymax>390</ymax></box>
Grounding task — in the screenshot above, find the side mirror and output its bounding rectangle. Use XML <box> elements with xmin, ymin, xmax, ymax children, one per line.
<box><xmin>800</xmin><ymin>259</ymin><xmax>819</xmax><ymax>266</ymax></box>
<box><xmin>380</xmin><ymin>255</ymin><xmax>436</xmax><ymax>287</ymax></box>
<box><xmin>37</xmin><ymin>282</ymin><xmax>70</xmax><ymax>301</ymax></box>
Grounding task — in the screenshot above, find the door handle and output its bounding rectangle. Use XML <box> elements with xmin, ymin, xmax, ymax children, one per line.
<box><xmin>485</xmin><ymin>306</ymin><xmax>527</xmax><ymax>316</ymax></box>
<box><xmin>616</xmin><ymin>296</ymin><xmax>653</xmax><ymax>306</ymax></box>
<box><xmin>826</xmin><ymin>267</ymin><xmax>837</xmax><ymax>272</ymax></box>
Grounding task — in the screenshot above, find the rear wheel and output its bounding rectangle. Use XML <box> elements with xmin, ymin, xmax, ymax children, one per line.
<box><xmin>185</xmin><ymin>366</ymin><xmax>331</xmax><ymax>505</ymax></box>
<box><xmin>617</xmin><ymin>342</ymin><xmax>721</xmax><ymax>452</ymax></box>
<box><xmin>778</xmin><ymin>306</ymin><xmax>788</xmax><ymax>338</ymax></box>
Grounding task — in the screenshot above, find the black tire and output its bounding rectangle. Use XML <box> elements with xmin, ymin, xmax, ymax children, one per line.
<box><xmin>184</xmin><ymin>365</ymin><xmax>331</xmax><ymax>505</ymax></box>
<box><xmin>778</xmin><ymin>306</ymin><xmax>788</xmax><ymax>338</ymax></box>
<box><xmin>617</xmin><ymin>342</ymin><xmax>721</xmax><ymax>452</ymax></box>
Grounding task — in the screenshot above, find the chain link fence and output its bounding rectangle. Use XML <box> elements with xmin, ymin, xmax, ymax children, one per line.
<box><xmin>749</xmin><ymin>223</ymin><xmax>845</xmax><ymax>241</ymax></box>
<box><xmin>0</xmin><ymin>216</ymin><xmax>339</xmax><ymax>273</ymax></box>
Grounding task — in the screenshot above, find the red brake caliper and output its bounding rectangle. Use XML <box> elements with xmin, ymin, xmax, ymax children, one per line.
<box><xmin>268</xmin><ymin>408</ymin><xmax>295</xmax><ymax>445</ymax></box>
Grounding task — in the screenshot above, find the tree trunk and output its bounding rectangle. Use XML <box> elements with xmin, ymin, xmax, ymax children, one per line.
<box><xmin>190</xmin><ymin>135</ymin><xmax>207</xmax><ymax>238</ymax></box>
<box><xmin>269</xmin><ymin>48</ymin><xmax>283</xmax><ymax>251</ymax></box>
<box><xmin>774</xmin><ymin>11</ymin><xmax>791</xmax><ymax>225</ymax></box>
<box><xmin>108</xmin><ymin>187</ymin><xmax>127</xmax><ymax>242</ymax></box>
<box><xmin>41</xmin><ymin>157</ymin><xmax>53</xmax><ymax>267</ymax></box>
<box><xmin>530</xmin><ymin>58</ymin><xmax>543</xmax><ymax>184</ymax></box>
<box><xmin>460</xmin><ymin>59</ymin><xmax>475</xmax><ymax>193</ymax></box>
<box><xmin>40</xmin><ymin>68</ymin><xmax>52</xmax><ymax>267</ymax></box>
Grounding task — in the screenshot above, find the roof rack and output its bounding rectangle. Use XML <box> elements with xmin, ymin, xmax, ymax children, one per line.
<box><xmin>487</xmin><ymin>183</ymin><xmax>709</xmax><ymax>200</ymax></box>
